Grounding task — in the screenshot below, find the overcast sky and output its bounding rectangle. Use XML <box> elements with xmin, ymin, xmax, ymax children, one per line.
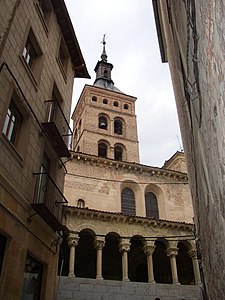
<box><xmin>64</xmin><ymin>0</ymin><xmax>183</xmax><ymax>167</ymax></box>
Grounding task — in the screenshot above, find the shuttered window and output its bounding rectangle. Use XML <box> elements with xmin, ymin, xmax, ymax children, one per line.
<box><xmin>145</xmin><ymin>192</ymin><xmax>159</xmax><ymax>218</ymax></box>
<box><xmin>121</xmin><ymin>188</ymin><xmax>136</xmax><ymax>215</ymax></box>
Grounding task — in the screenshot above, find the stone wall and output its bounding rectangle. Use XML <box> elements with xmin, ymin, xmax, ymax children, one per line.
<box><xmin>57</xmin><ymin>277</ymin><xmax>203</xmax><ymax>300</ymax></box>
<box><xmin>154</xmin><ymin>0</ymin><xmax>225</xmax><ymax>298</ymax></box>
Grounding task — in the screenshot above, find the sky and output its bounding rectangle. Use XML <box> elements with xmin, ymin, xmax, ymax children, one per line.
<box><xmin>64</xmin><ymin>0</ymin><xmax>183</xmax><ymax>167</ymax></box>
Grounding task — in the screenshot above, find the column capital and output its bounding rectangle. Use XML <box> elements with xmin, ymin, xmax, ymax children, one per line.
<box><xmin>119</xmin><ymin>241</ymin><xmax>130</xmax><ymax>253</ymax></box>
<box><xmin>95</xmin><ymin>239</ymin><xmax>105</xmax><ymax>250</ymax></box>
<box><xmin>143</xmin><ymin>245</ymin><xmax>155</xmax><ymax>256</ymax></box>
<box><xmin>188</xmin><ymin>248</ymin><xmax>198</xmax><ymax>259</ymax></box>
<box><xmin>166</xmin><ymin>247</ymin><xmax>179</xmax><ymax>258</ymax></box>
<box><xmin>67</xmin><ymin>236</ymin><xmax>79</xmax><ymax>248</ymax></box>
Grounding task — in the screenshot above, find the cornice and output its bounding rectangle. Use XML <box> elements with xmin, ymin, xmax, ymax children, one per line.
<box><xmin>65</xmin><ymin>206</ymin><xmax>194</xmax><ymax>231</ymax></box>
<box><xmin>70</xmin><ymin>152</ymin><xmax>188</xmax><ymax>182</ymax></box>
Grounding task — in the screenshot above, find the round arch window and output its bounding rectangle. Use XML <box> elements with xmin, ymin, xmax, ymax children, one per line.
<box><xmin>114</xmin><ymin>119</ymin><xmax>123</xmax><ymax>135</ymax></box>
<box><xmin>98</xmin><ymin>142</ymin><xmax>108</xmax><ymax>158</ymax></box>
<box><xmin>114</xmin><ymin>145</ymin><xmax>123</xmax><ymax>161</ymax></box>
<box><xmin>99</xmin><ymin>115</ymin><xmax>108</xmax><ymax>130</ymax></box>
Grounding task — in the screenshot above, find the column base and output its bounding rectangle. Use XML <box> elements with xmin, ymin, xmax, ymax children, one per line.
<box><xmin>68</xmin><ymin>273</ymin><xmax>75</xmax><ymax>278</ymax></box>
<box><xmin>173</xmin><ymin>282</ymin><xmax>180</xmax><ymax>285</ymax></box>
<box><xmin>122</xmin><ymin>278</ymin><xmax>130</xmax><ymax>282</ymax></box>
<box><xmin>148</xmin><ymin>280</ymin><xmax>156</xmax><ymax>284</ymax></box>
<box><xmin>96</xmin><ymin>275</ymin><xmax>103</xmax><ymax>280</ymax></box>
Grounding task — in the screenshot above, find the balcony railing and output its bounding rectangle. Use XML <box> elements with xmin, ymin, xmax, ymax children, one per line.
<box><xmin>32</xmin><ymin>172</ymin><xmax>68</xmax><ymax>231</ymax></box>
<box><xmin>41</xmin><ymin>100</ymin><xmax>73</xmax><ymax>158</ymax></box>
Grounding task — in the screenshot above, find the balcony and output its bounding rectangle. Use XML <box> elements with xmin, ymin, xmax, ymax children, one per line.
<box><xmin>32</xmin><ymin>172</ymin><xmax>68</xmax><ymax>232</ymax></box>
<box><xmin>41</xmin><ymin>100</ymin><xmax>72</xmax><ymax>158</ymax></box>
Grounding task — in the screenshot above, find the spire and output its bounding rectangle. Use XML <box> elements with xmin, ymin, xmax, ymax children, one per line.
<box><xmin>93</xmin><ymin>35</ymin><xmax>123</xmax><ymax>93</ymax></box>
<box><xmin>101</xmin><ymin>34</ymin><xmax>107</xmax><ymax>62</ymax></box>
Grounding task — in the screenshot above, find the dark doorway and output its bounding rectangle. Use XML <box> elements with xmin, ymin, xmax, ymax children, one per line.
<box><xmin>129</xmin><ymin>236</ymin><xmax>147</xmax><ymax>282</ymax></box>
<box><xmin>153</xmin><ymin>240</ymin><xmax>172</xmax><ymax>283</ymax></box>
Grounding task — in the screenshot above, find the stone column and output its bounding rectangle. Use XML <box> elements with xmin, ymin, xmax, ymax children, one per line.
<box><xmin>67</xmin><ymin>234</ymin><xmax>79</xmax><ymax>277</ymax></box>
<box><xmin>188</xmin><ymin>249</ymin><xmax>201</xmax><ymax>284</ymax></box>
<box><xmin>95</xmin><ymin>239</ymin><xmax>105</xmax><ymax>279</ymax></box>
<box><xmin>166</xmin><ymin>247</ymin><xmax>179</xmax><ymax>284</ymax></box>
<box><xmin>143</xmin><ymin>243</ymin><xmax>155</xmax><ymax>283</ymax></box>
<box><xmin>119</xmin><ymin>241</ymin><xmax>130</xmax><ymax>281</ymax></box>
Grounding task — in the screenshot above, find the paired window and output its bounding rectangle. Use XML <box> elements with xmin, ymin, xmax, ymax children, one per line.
<box><xmin>2</xmin><ymin>100</ymin><xmax>23</xmax><ymax>146</ymax></box>
<box><xmin>99</xmin><ymin>116</ymin><xmax>108</xmax><ymax>130</ymax></box>
<box><xmin>121</xmin><ymin>188</ymin><xmax>136</xmax><ymax>216</ymax></box>
<box><xmin>0</xmin><ymin>234</ymin><xmax>7</xmax><ymax>275</ymax></box>
<box><xmin>21</xmin><ymin>254</ymin><xmax>43</xmax><ymax>299</ymax></box>
<box><xmin>145</xmin><ymin>192</ymin><xmax>159</xmax><ymax>218</ymax></box>
<box><xmin>98</xmin><ymin>142</ymin><xmax>108</xmax><ymax>158</ymax></box>
<box><xmin>114</xmin><ymin>119</ymin><xmax>123</xmax><ymax>135</ymax></box>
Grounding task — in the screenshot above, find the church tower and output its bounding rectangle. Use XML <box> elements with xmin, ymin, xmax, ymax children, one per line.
<box><xmin>72</xmin><ymin>37</ymin><xmax>140</xmax><ymax>163</ymax></box>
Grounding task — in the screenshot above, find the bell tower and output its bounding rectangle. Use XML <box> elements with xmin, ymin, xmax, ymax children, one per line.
<box><xmin>72</xmin><ymin>36</ymin><xmax>140</xmax><ymax>163</ymax></box>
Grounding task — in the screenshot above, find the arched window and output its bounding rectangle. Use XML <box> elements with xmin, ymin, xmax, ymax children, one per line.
<box><xmin>99</xmin><ymin>116</ymin><xmax>108</xmax><ymax>130</ymax></box>
<box><xmin>92</xmin><ymin>96</ymin><xmax>97</xmax><ymax>102</ymax></box>
<box><xmin>77</xmin><ymin>199</ymin><xmax>85</xmax><ymax>208</ymax></box>
<box><xmin>145</xmin><ymin>192</ymin><xmax>159</xmax><ymax>218</ymax></box>
<box><xmin>124</xmin><ymin>104</ymin><xmax>129</xmax><ymax>110</ymax></box>
<box><xmin>98</xmin><ymin>142</ymin><xmax>107</xmax><ymax>158</ymax></box>
<box><xmin>114</xmin><ymin>145</ymin><xmax>123</xmax><ymax>161</ymax></box>
<box><xmin>114</xmin><ymin>119</ymin><xmax>123</xmax><ymax>135</ymax></box>
<box><xmin>121</xmin><ymin>188</ymin><xmax>136</xmax><ymax>215</ymax></box>
<box><xmin>104</xmin><ymin>70</ymin><xmax>108</xmax><ymax>78</ymax></box>
<box><xmin>103</xmin><ymin>98</ymin><xmax>108</xmax><ymax>104</ymax></box>
<box><xmin>113</xmin><ymin>101</ymin><xmax>119</xmax><ymax>107</ymax></box>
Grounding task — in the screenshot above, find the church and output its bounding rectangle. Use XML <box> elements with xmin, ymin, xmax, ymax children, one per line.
<box><xmin>57</xmin><ymin>39</ymin><xmax>203</xmax><ymax>300</ymax></box>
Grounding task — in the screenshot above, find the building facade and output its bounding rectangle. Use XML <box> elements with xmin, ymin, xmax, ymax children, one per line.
<box><xmin>152</xmin><ymin>1</ymin><xmax>225</xmax><ymax>299</ymax></box>
<box><xmin>58</xmin><ymin>42</ymin><xmax>203</xmax><ymax>300</ymax></box>
<box><xmin>0</xmin><ymin>1</ymin><xmax>89</xmax><ymax>299</ymax></box>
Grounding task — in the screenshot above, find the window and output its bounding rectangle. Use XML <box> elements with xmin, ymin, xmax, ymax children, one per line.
<box><xmin>114</xmin><ymin>101</ymin><xmax>119</xmax><ymax>107</ymax></box>
<box><xmin>38</xmin><ymin>0</ymin><xmax>52</xmax><ymax>22</ymax></box>
<box><xmin>77</xmin><ymin>199</ymin><xmax>85</xmax><ymax>208</ymax></box>
<box><xmin>124</xmin><ymin>104</ymin><xmax>129</xmax><ymax>110</ymax></box>
<box><xmin>121</xmin><ymin>188</ymin><xmax>136</xmax><ymax>215</ymax></box>
<box><xmin>98</xmin><ymin>142</ymin><xmax>108</xmax><ymax>158</ymax></box>
<box><xmin>145</xmin><ymin>192</ymin><xmax>159</xmax><ymax>218</ymax></box>
<box><xmin>98</xmin><ymin>116</ymin><xmax>107</xmax><ymax>130</ymax></box>
<box><xmin>92</xmin><ymin>96</ymin><xmax>97</xmax><ymax>102</ymax></box>
<box><xmin>21</xmin><ymin>254</ymin><xmax>43</xmax><ymax>300</ymax></box>
<box><xmin>114</xmin><ymin>145</ymin><xmax>123</xmax><ymax>161</ymax></box>
<box><xmin>2</xmin><ymin>100</ymin><xmax>23</xmax><ymax>146</ymax></box>
<box><xmin>0</xmin><ymin>234</ymin><xmax>7</xmax><ymax>275</ymax></box>
<box><xmin>103</xmin><ymin>99</ymin><xmax>108</xmax><ymax>104</ymax></box>
<box><xmin>104</xmin><ymin>69</ymin><xmax>108</xmax><ymax>78</ymax></box>
<box><xmin>22</xmin><ymin>28</ymin><xmax>42</xmax><ymax>73</ymax></box>
<box><xmin>114</xmin><ymin>119</ymin><xmax>123</xmax><ymax>135</ymax></box>
<box><xmin>57</xmin><ymin>37</ymin><xmax>69</xmax><ymax>79</ymax></box>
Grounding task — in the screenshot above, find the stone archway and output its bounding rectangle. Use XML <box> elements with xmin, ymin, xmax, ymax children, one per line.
<box><xmin>177</xmin><ymin>241</ymin><xmax>195</xmax><ymax>284</ymax></box>
<box><xmin>75</xmin><ymin>229</ymin><xmax>96</xmax><ymax>278</ymax></box>
<box><xmin>153</xmin><ymin>240</ymin><xmax>172</xmax><ymax>283</ymax></box>
<box><xmin>102</xmin><ymin>233</ymin><xmax>122</xmax><ymax>280</ymax></box>
<box><xmin>128</xmin><ymin>236</ymin><xmax>148</xmax><ymax>282</ymax></box>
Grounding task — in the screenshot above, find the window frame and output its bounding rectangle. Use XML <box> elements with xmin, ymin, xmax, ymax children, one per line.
<box><xmin>98</xmin><ymin>115</ymin><xmax>108</xmax><ymax>130</ymax></box>
<box><xmin>121</xmin><ymin>187</ymin><xmax>136</xmax><ymax>216</ymax></box>
<box><xmin>20</xmin><ymin>26</ymin><xmax>43</xmax><ymax>86</ymax></box>
<box><xmin>145</xmin><ymin>192</ymin><xmax>159</xmax><ymax>218</ymax></box>
<box><xmin>114</xmin><ymin>118</ymin><xmax>123</xmax><ymax>135</ymax></box>
<box><xmin>57</xmin><ymin>36</ymin><xmax>69</xmax><ymax>82</ymax></box>
<box><xmin>98</xmin><ymin>141</ymin><xmax>108</xmax><ymax>158</ymax></box>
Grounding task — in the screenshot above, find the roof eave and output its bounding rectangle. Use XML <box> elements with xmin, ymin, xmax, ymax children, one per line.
<box><xmin>152</xmin><ymin>0</ymin><xmax>168</xmax><ymax>63</ymax></box>
<box><xmin>51</xmin><ymin>0</ymin><xmax>90</xmax><ymax>79</ymax></box>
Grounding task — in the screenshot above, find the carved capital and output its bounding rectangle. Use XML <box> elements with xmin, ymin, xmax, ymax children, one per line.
<box><xmin>188</xmin><ymin>249</ymin><xmax>198</xmax><ymax>259</ymax></box>
<box><xmin>119</xmin><ymin>242</ymin><xmax>130</xmax><ymax>253</ymax></box>
<box><xmin>67</xmin><ymin>237</ymin><xmax>79</xmax><ymax>248</ymax></box>
<box><xmin>166</xmin><ymin>247</ymin><xmax>178</xmax><ymax>258</ymax></box>
<box><xmin>95</xmin><ymin>240</ymin><xmax>105</xmax><ymax>250</ymax></box>
<box><xmin>143</xmin><ymin>245</ymin><xmax>155</xmax><ymax>256</ymax></box>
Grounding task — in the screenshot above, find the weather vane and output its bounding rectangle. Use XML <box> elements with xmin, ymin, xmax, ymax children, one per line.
<box><xmin>101</xmin><ymin>34</ymin><xmax>107</xmax><ymax>45</ymax></box>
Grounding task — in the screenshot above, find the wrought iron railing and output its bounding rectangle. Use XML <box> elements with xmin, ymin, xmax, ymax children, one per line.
<box><xmin>33</xmin><ymin>172</ymin><xmax>68</xmax><ymax>229</ymax></box>
<box><xmin>42</xmin><ymin>100</ymin><xmax>73</xmax><ymax>157</ymax></box>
